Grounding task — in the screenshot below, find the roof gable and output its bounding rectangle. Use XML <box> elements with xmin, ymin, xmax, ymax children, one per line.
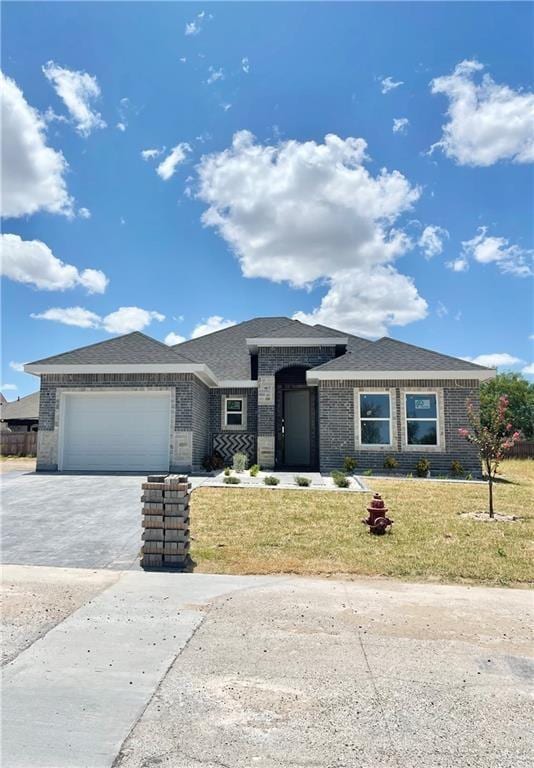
<box><xmin>28</xmin><ymin>332</ymin><xmax>197</xmax><ymax>366</ymax></box>
<box><xmin>0</xmin><ymin>391</ymin><xmax>40</xmax><ymax>420</ymax></box>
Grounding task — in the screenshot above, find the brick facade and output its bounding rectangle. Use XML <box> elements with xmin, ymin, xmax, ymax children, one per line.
<box><xmin>318</xmin><ymin>378</ymin><xmax>481</xmax><ymax>475</ymax></box>
<box><xmin>35</xmin><ymin>367</ymin><xmax>482</xmax><ymax>476</ymax></box>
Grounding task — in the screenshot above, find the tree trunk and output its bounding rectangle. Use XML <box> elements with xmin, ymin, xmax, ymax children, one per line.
<box><xmin>488</xmin><ymin>474</ymin><xmax>494</xmax><ymax>518</ymax></box>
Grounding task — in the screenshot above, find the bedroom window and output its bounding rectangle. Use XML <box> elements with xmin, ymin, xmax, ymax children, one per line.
<box><xmin>359</xmin><ymin>393</ymin><xmax>391</xmax><ymax>445</ymax></box>
<box><xmin>405</xmin><ymin>394</ymin><xmax>438</xmax><ymax>446</ymax></box>
<box><xmin>225</xmin><ymin>397</ymin><xmax>243</xmax><ymax>426</ymax></box>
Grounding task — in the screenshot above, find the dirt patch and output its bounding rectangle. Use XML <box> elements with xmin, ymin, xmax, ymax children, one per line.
<box><xmin>1</xmin><ymin>564</ymin><xmax>118</xmax><ymax>664</ymax></box>
<box><xmin>461</xmin><ymin>512</ymin><xmax>518</xmax><ymax>523</ymax></box>
<box><xmin>0</xmin><ymin>457</ymin><xmax>36</xmax><ymax>474</ymax></box>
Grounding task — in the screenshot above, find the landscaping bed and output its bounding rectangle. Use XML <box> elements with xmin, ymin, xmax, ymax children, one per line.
<box><xmin>190</xmin><ymin>459</ymin><xmax>534</xmax><ymax>585</ymax></box>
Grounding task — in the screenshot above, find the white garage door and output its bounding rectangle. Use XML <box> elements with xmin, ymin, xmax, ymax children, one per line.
<box><xmin>60</xmin><ymin>392</ymin><xmax>171</xmax><ymax>471</ymax></box>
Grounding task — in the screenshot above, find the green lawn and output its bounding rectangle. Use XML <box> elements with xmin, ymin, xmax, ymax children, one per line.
<box><xmin>190</xmin><ymin>459</ymin><xmax>534</xmax><ymax>585</ymax></box>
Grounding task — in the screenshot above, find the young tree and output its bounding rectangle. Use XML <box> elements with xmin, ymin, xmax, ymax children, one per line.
<box><xmin>459</xmin><ymin>395</ymin><xmax>520</xmax><ymax>518</ymax></box>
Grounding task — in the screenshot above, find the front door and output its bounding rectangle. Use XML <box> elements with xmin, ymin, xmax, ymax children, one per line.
<box><xmin>283</xmin><ymin>389</ymin><xmax>311</xmax><ymax>466</ymax></box>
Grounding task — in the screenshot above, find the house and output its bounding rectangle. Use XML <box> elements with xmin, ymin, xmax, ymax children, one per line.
<box><xmin>0</xmin><ymin>392</ymin><xmax>40</xmax><ymax>432</ymax></box>
<box><xmin>24</xmin><ymin>317</ymin><xmax>494</xmax><ymax>475</ymax></box>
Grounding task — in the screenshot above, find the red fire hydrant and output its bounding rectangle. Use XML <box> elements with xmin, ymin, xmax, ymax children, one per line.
<box><xmin>362</xmin><ymin>493</ymin><xmax>393</xmax><ymax>535</ymax></box>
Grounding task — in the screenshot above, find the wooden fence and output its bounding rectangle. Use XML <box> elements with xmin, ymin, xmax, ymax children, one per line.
<box><xmin>0</xmin><ymin>431</ymin><xmax>37</xmax><ymax>457</ymax></box>
<box><xmin>506</xmin><ymin>441</ymin><xmax>534</xmax><ymax>459</ymax></box>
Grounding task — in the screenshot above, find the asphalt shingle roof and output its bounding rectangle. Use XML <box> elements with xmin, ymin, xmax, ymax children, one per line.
<box><xmin>27</xmin><ymin>318</ymin><xmax>490</xmax><ymax>379</ymax></box>
<box><xmin>249</xmin><ymin>320</ymin><xmax>342</xmax><ymax>339</ymax></box>
<box><xmin>0</xmin><ymin>392</ymin><xmax>40</xmax><ymax>420</ymax></box>
<box><xmin>28</xmin><ymin>332</ymin><xmax>198</xmax><ymax>366</ymax></box>
<box><xmin>172</xmin><ymin>317</ymin><xmax>298</xmax><ymax>379</ymax></box>
<box><xmin>312</xmin><ymin>337</ymin><xmax>492</xmax><ymax>372</ymax></box>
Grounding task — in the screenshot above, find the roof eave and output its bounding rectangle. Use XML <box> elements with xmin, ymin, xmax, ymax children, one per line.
<box><xmin>306</xmin><ymin>368</ymin><xmax>496</xmax><ymax>383</ymax></box>
<box><xmin>246</xmin><ymin>336</ymin><xmax>347</xmax><ymax>352</ymax></box>
<box><xmin>23</xmin><ymin>362</ymin><xmax>219</xmax><ymax>386</ymax></box>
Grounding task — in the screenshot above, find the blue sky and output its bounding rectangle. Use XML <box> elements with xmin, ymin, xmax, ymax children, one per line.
<box><xmin>2</xmin><ymin>1</ymin><xmax>533</xmax><ymax>397</ymax></box>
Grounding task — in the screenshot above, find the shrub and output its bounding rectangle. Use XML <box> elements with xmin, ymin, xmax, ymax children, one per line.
<box><xmin>202</xmin><ymin>450</ymin><xmax>224</xmax><ymax>471</ymax></box>
<box><xmin>295</xmin><ymin>476</ymin><xmax>311</xmax><ymax>487</ymax></box>
<box><xmin>415</xmin><ymin>457</ymin><xmax>431</xmax><ymax>477</ymax></box>
<box><xmin>223</xmin><ymin>467</ymin><xmax>231</xmax><ymax>476</ymax></box>
<box><xmin>342</xmin><ymin>456</ymin><xmax>358</xmax><ymax>474</ymax></box>
<box><xmin>383</xmin><ymin>456</ymin><xmax>399</xmax><ymax>471</ymax></box>
<box><xmin>232</xmin><ymin>452</ymin><xmax>248</xmax><ymax>473</ymax></box>
<box><xmin>331</xmin><ymin>470</ymin><xmax>351</xmax><ymax>488</ymax></box>
<box><xmin>363</xmin><ymin>468</ymin><xmax>373</xmax><ymax>476</ymax></box>
<box><xmin>450</xmin><ymin>460</ymin><xmax>464</xmax><ymax>476</ymax></box>
<box><xmin>249</xmin><ymin>464</ymin><xmax>260</xmax><ymax>477</ymax></box>
<box><xmin>406</xmin><ymin>472</ymin><xmax>413</xmax><ymax>478</ymax></box>
<box><xmin>223</xmin><ymin>475</ymin><xmax>240</xmax><ymax>485</ymax></box>
<box><xmin>264</xmin><ymin>475</ymin><xmax>280</xmax><ymax>486</ymax></box>
<box><xmin>465</xmin><ymin>472</ymin><xmax>473</xmax><ymax>481</ymax></box>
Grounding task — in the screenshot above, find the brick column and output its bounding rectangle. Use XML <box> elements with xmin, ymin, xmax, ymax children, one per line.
<box><xmin>257</xmin><ymin>375</ymin><xmax>275</xmax><ymax>468</ymax></box>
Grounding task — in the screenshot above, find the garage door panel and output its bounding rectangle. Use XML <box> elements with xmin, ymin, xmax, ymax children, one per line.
<box><xmin>61</xmin><ymin>393</ymin><xmax>171</xmax><ymax>471</ymax></box>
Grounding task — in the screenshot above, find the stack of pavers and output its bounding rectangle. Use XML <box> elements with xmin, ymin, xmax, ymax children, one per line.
<box><xmin>141</xmin><ymin>474</ymin><xmax>191</xmax><ymax>570</ymax></box>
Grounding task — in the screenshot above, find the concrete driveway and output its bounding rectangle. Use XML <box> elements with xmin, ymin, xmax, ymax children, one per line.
<box><xmin>2</xmin><ymin>568</ymin><xmax>532</xmax><ymax>768</ymax></box>
<box><xmin>1</xmin><ymin>473</ymin><xmax>143</xmax><ymax>569</ymax></box>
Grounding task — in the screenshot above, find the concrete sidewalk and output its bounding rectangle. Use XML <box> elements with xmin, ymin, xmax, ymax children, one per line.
<box><xmin>2</xmin><ymin>570</ymin><xmax>532</xmax><ymax>768</ymax></box>
<box><xmin>1</xmin><ymin>571</ymin><xmax>276</xmax><ymax>768</ymax></box>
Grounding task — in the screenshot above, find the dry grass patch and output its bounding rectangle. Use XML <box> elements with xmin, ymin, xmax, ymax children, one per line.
<box><xmin>190</xmin><ymin>460</ymin><xmax>534</xmax><ymax>585</ymax></box>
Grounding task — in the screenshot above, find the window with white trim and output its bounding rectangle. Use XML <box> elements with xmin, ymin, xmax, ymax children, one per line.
<box><xmin>405</xmin><ymin>394</ymin><xmax>438</xmax><ymax>445</ymax></box>
<box><xmin>359</xmin><ymin>393</ymin><xmax>391</xmax><ymax>445</ymax></box>
<box><xmin>224</xmin><ymin>397</ymin><xmax>244</xmax><ymax>426</ymax></box>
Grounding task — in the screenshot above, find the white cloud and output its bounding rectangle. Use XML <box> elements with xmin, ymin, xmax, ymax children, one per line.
<box><xmin>78</xmin><ymin>207</ymin><xmax>91</xmax><ymax>219</ymax></box>
<box><xmin>430</xmin><ymin>59</ymin><xmax>534</xmax><ymax>166</ymax></box>
<box><xmin>419</xmin><ymin>225</ymin><xmax>449</xmax><ymax>259</ymax></box>
<box><xmin>185</xmin><ymin>10</ymin><xmax>211</xmax><ymax>36</ymax></box>
<box><xmin>1</xmin><ymin>383</ymin><xmax>18</xmax><ymax>392</ymax></box>
<box><xmin>436</xmin><ymin>301</ymin><xmax>448</xmax><ymax>318</ymax></box>
<box><xmin>179</xmin><ymin>57</ymin><xmax>187</xmax><ymax>64</ymax></box>
<box><xmin>381</xmin><ymin>76</ymin><xmax>403</xmax><ymax>94</ymax></box>
<box><xmin>141</xmin><ymin>148</ymin><xmax>163</xmax><ymax>161</ymax></box>
<box><xmin>392</xmin><ymin>117</ymin><xmax>409</xmax><ymax>134</ymax></box>
<box><xmin>446</xmin><ymin>257</ymin><xmax>469</xmax><ymax>273</ymax></box>
<box><xmin>42</xmin><ymin>61</ymin><xmax>106</xmax><ymax>138</ymax></box>
<box><xmin>206</xmin><ymin>67</ymin><xmax>224</xmax><ymax>85</ymax></box>
<box><xmin>156</xmin><ymin>143</ymin><xmax>191</xmax><ymax>180</ymax></box>
<box><xmin>191</xmin><ymin>316</ymin><xmax>236</xmax><ymax>338</ymax></box>
<box><xmin>461</xmin><ymin>227</ymin><xmax>533</xmax><ymax>277</ymax></box>
<box><xmin>9</xmin><ymin>361</ymin><xmax>27</xmax><ymax>372</ymax></box>
<box><xmin>116</xmin><ymin>97</ymin><xmax>130</xmax><ymax>132</ymax></box>
<box><xmin>101</xmin><ymin>307</ymin><xmax>165</xmax><ymax>334</ymax></box>
<box><xmin>1</xmin><ymin>71</ymin><xmax>73</xmax><ymax>218</ymax></box>
<box><xmin>221</xmin><ymin>103</ymin><xmax>232</xmax><ymax>112</ymax></box>
<box><xmin>522</xmin><ymin>363</ymin><xmax>534</xmax><ymax>375</ymax></box>
<box><xmin>31</xmin><ymin>307</ymin><xmax>101</xmax><ymax>328</ymax></box>
<box><xmin>164</xmin><ymin>332</ymin><xmax>186</xmax><ymax>346</ymax></box>
<box><xmin>197</xmin><ymin>131</ymin><xmax>426</xmax><ymax>337</ymax></box>
<box><xmin>241</xmin><ymin>57</ymin><xmax>250</xmax><ymax>74</ymax></box>
<box><xmin>31</xmin><ymin>306</ymin><xmax>165</xmax><ymax>334</ymax></box>
<box><xmin>294</xmin><ymin>266</ymin><xmax>427</xmax><ymax>338</ymax></box>
<box><xmin>462</xmin><ymin>352</ymin><xmax>523</xmax><ymax>368</ymax></box>
<box><xmin>1</xmin><ymin>234</ymin><xmax>108</xmax><ymax>294</ymax></box>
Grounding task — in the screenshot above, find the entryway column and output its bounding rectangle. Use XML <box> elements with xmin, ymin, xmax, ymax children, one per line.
<box><xmin>257</xmin><ymin>375</ymin><xmax>275</xmax><ymax>468</ymax></box>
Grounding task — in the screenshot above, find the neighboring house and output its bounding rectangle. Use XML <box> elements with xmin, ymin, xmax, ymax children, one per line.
<box><xmin>0</xmin><ymin>392</ymin><xmax>40</xmax><ymax>432</ymax></box>
<box><xmin>24</xmin><ymin>317</ymin><xmax>494</xmax><ymax>475</ymax></box>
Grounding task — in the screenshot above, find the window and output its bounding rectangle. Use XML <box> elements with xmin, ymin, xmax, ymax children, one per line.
<box><xmin>360</xmin><ymin>393</ymin><xmax>391</xmax><ymax>445</ymax></box>
<box><xmin>225</xmin><ymin>397</ymin><xmax>243</xmax><ymax>426</ymax></box>
<box><xmin>405</xmin><ymin>394</ymin><xmax>438</xmax><ymax>445</ymax></box>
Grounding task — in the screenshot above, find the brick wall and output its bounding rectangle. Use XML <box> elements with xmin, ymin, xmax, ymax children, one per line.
<box><xmin>209</xmin><ymin>387</ymin><xmax>258</xmax><ymax>463</ymax></box>
<box><xmin>192</xmin><ymin>379</ymin><xmax>210</xmax><ymax>469</ymax></box>
<box><xmin>257</xmin><ymin>346</ymin><xmax>337</xmax><ymax>376</ymax></box>
<box><xmin>318</xmin><ymin>379</ymin><xmax>481</xmax><ymax>475</ymax></box>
